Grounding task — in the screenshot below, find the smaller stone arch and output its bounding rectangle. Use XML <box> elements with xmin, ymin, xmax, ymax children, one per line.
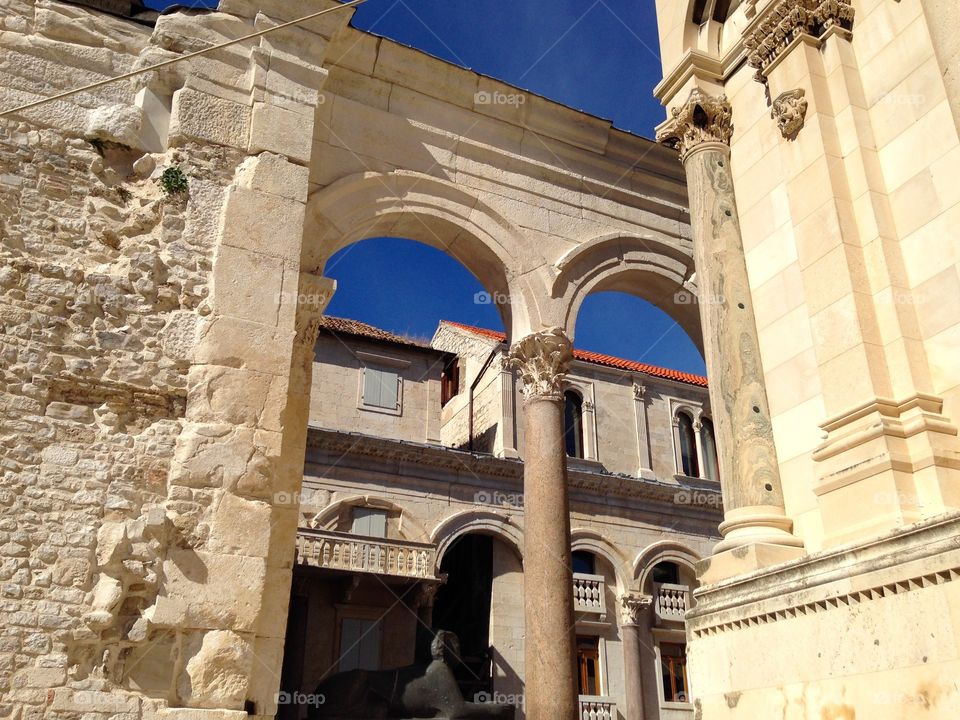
<box><xmin>570</xmin><ymin>528</ymin><xmax>630</xmax><ymax>594</ymax></box>
<box><xmin>633</xmin><ymin>540</ymin><xmax>701</xmax><ymax>593</ymax></box>
<box><xmin>306</xmin><ymin>494</ymin><xmax>430</xmax><ymax>543</ymax></box>
<box><xmin>550</xmin><ymin>232</ymin><xmax>703</xmax><ymax>354</ymax></box>
<box><xmin>431</xmin><ymin>509</ymin><xmax>524</xmax><ymax>564</ymax></box>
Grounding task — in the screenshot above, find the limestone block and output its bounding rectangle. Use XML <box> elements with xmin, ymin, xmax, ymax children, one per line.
<box><xmin>193</xmin><ymin>314</ymin><xmax>295</xmax><ymax>378</ymax></box>
<box><xmin>160</xmin><ymin>311</ymin><xmax>200</xmax><ymax>365</ymax></box>
<box><xmin>169</xmin><ymin>88</ymin><xmax>250</xmax><ymax>150</ymax></box>
<box><xmin>256</xmin><ymin>566</ymin><xmax>291</xmax><ymax>639</ymax></box>
<box><xmin>95</xmin><ymin>521</ymin><xmax>129</xmax><ymax>567</ymax></box>
<box><xmin>168</xmin><ymin>423</ymin><xmax>263</xmax><ymax>492</ymax></box>
<box><xmin>178</xmin><ymin>630</ymin><xmax>254</xmax><ymax>709</ymax></box>
<box><xmin>234</xmin><ymin>152</ymin><xmax>310</xmax><ymax>202</ymax></box>
<box><xmin>217</xmin><ymin>185</ymin><xmax>306</xmax><ymax>262</ymax></box>
<box><xmin>85</xmin><ymin>103</ymin><xmax>144</xmax><ymax>148</ymax></box>
<box><xmin>185</xmin><ymin>364</ymin><xmax>289</xmax><ymax>432</ymax></box>
<box><xmin>50</xmin><ymin>689</ymin><xmax>139</xmax><ymax>713</ymax></box>
<box><xmin>158</xmin><ymin>709</ymin><xmax>249</xmax><ymax>720</ymax></box>
<box><xmin>207</xmin><ymin>492</ymin><xmax>273</xmax><ymax>558</ymax></box>
<box><xmin>248</xmin><ymin>102</ymin><xmax>313</xmax><ymax>164</ymax></box>
<box><xmin>326</xmin><ymin>27</ymin><xmax>379</xmax><ymax>75</ymax></box>
<box><xmin>244</xmin><ymin>635</ymin><xmax>285</xmax><ymax>716</ymax></box>
<box><xmin>161</xmin><ymin>550</ymin><xmax>266</xmax><ymax>632</ymax></box>
<box><xmin>219</xmin><ymin>0</ymin><xmax>350</xmax><ymax>40</ymax></box>
<box><xmin>374</xmin><ymin>41</ymin><xmax>478</xmax><ymax>108</ymax></box>
<box><xmin>210</xmin><ymin>244</ymin><xmax>285</xmax><ymax>326</ymax></box>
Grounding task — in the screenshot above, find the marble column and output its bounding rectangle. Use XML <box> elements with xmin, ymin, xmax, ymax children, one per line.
<box><xmin>618</xmin><ymin>593</ymin><xmax>653</xmax><ymax>720</ymax></box>
<box><xmin>657</xmin><ymin>90</ymin><xmax>803</xmax><ymax>573</ymax></box>
<box><xmin>508</xmin><ymin>328</ymin><xmax>579</xmax><ymax>720</ymax></box>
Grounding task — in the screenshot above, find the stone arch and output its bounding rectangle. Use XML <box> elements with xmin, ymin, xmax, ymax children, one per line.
<box><xmin>633</xmin><ymin>540</ymin><xmax>701</xmax><ymax>592</ymax></box>
<box><xmin>551</xmin><ymin>232</ymin><xmax>703</xmax><ymax>354</ymax></box>
<box><xmin>303</xmin><ymin>171</ymin><xmax>548</xmax><ymax>339</ymax></box>
<box><xmin>570</xmin><ymin>528</ymin><xmax>630</xmax><ymax>594</ymax></box>
<box><xmin>306</xmin><ymin>494</ymin><xmax>430</xmax><ymax>543</ymax></box>
<box><xmin>431</xmin><ymin>509</ymin><xmax>524</xmax><ymax>564</ymax></box>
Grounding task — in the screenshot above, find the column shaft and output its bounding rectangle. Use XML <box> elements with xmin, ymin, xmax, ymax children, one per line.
<box><xmin>621</xmin><ymin>624</ymin><xmax>645</xmax><ymax>720</ymax></box>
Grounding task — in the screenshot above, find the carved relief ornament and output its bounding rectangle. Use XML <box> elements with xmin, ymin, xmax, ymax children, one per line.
<box><xmin>656</xmin><ymin>89</ymin><xmax>734</xmax><ymax>163</ymax></box>
<box><xmin>618</xmin><ymin>592</ymin><xmax>654</xmax><ymax>626</ymax></box>
<box><xmin>772</xmin><ymin>88</ymin><xmax>808</xmax><ymax>137</ymax></box>
<box><xmin>507</xmin><ymin>327</ymin><xmax>574</xmax><ymax>402</ymax></box>
<box><xmin>744</xmin><ymin>0</ymin><xmax>855</xmax><ymax>82</ymax></box>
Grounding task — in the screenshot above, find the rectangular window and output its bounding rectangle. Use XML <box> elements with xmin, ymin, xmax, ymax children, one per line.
<box><xmin>339</xmin><ymin>617</ymin><xmax>380</xmax><ymax>672</ymax></box>
<box><xmin>660</xmin><ymin>642</ymin><xmax>689</xmax><ymax>703</ymax></box>
<box><xmin>576</xmin><ymin>636</ymin><xmax>600</xmax><ymax>696</ymax></box>
<box><xmin>362</xmin><ymin>366</ymin><xmax>400</xmax><ymax>411</ymax></box>
<box><xmin>441</xmin><ymin>357</ymin><xmax>460</xmax><ymax>407</ymax></box>
<box><xmin>350</xmin><ymin>507</ymin><xmax>387</xmax><ymax>538</ymax></box>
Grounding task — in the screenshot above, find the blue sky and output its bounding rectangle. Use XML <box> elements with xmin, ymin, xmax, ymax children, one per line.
<box><xmin>145</xmin><ymin>0</ymin><xmax>704</xmax><ymax>374</ymax></box>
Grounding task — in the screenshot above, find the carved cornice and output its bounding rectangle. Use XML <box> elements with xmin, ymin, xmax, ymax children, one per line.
<box><xmin>744</xmin><ymin>0</ymin><xmax>855</xmax><ymax>82</ymax></box>
<box><xmin>618</xmin><ymin>592</ymin><xmax>654</xmax><ymax>626</ymax></box>
<box><xmin>507</xmin><ymin>328</ymin><xmax>573</xmax><ymax>402</ymax></box>
<box><xmin>656</xmin><ymin>89</ymin><xmax>734</xmax><ymax>163</ymax></box>
<box><xmin>771</xmin><ymin>88</ymin><xmax>808</xmax><ymax>137</ymax></box>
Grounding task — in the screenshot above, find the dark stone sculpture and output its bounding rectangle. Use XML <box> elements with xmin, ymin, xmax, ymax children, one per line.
<box><xmin>308</xmin><ymin>631</ymin><xmax>515</xmax><ymax>719</ymax></box>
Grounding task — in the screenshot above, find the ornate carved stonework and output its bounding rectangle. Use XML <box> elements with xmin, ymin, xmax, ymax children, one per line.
<box><xmin>507</xmin><ymin>327</ymin><xmax>573</xmax><ymax>402</ymax></box>
<box><xmin>633</xmin><ymin>383</ymin><xmax>646</xmax><ymax>401</ymax></box>
<box><xmin>617</xmin><ymin>593</ymin><xmax>653</xmax><ymax>626</ymax></box>
<box><xmin>744</xmin><ymin>0</ymin><xmax>855</xmax><ymax>82</ymax></box>
<box><xmin>294</xmin><ymin>273</ymin><xmax>334</xmax><ymax>347</ymax></box>
<box><xmin>772</xmin><ymin>88</ymin><xmax>809</xmax><ymax>137</ymax></box>
<box><xmin>656</xmin><ymin>89</ymin><xmax>734</xmax><ymax>162</ymax></box>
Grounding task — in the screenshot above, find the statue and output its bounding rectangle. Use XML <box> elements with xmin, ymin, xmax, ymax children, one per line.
<box><xmin>309</xmin><ymin>631</ymin><xmax>515</xmax><ymax>719</ymax></box>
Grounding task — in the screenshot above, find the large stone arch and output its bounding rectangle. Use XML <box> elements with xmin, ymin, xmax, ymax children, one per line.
<box><xmin>304</xmin><ymin>494</ymin><xmax>431</xmax><ymax>543</ymax></box>
<box><xmin>303</xmin><ymin>171</ymin><xmax>548</xmax><ymax>339</ymax></box>
<box><xmin>632</xmin><ymin>540</ymin><xmax>702</xmax><ymax>593</ymax></box>
<box><xmin>551</xmin><ymin>232</ymin><xmax>704</xmax><ymax>354</ymax></box>
<box><xmin>430</xmin><ymin>509</ymin><xmax>524</xmax><ymax>565</ymax></box>
<box><xmin>570</xmin><ymin>527</ymin><xmax>630</xmax><ymax>594</ymax></box>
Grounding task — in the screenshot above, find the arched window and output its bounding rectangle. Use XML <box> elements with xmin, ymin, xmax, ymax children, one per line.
<box><xmin>564</xmin><ymin>391</ymin><xmax>585</xmax><ymax>459</ymax></box>
<box><xmin>700</xmin><ymin>417</ymin><xmax>719</xmax><ymax>482</ymax></box>
<box><xmin>677</xmin><ymin>412</ymin><xmax>699</xmax><ymax>478</ymax></box>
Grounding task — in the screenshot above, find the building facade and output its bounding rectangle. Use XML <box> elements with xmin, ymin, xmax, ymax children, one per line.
<box><xmin>284</xmin><ymin>316</ymin><xmax>721</xmax><ymax>720</ymax></box>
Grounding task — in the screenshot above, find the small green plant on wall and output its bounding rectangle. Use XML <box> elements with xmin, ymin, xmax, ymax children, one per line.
<box><xmin>159</xmin><ymin>165</ymin><xmax>189</xmax><ymax>195</ymax></box>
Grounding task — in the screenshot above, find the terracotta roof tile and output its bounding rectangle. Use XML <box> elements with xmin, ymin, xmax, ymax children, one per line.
<box><xmin>441</xmin><ymin>320</ymin><xmax>708</xmax><ymax>387</ymax></box>
<box><xmin>318</xmin><ymin>316</ymin><xmax>429</xmax><ymax>348</ymax></box>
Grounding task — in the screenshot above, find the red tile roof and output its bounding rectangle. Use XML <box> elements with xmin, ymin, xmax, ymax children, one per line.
<box><xmin>441</xmin><ymin>320</ymin><xmax>708</xmax><ymax>387</ymax></box>
<box><xmin>318</xmin><ymin>316</ymin><xmax>431</xmax><ymax>348</ymax></box>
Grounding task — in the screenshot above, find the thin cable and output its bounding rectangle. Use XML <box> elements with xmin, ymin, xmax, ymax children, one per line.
<box><xmin>0</xmin><ymin>0</ymin><xmax>366</xmax><ymax>118</ymax></box>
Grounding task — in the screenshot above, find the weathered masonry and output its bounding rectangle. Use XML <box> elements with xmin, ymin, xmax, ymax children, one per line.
<box><xmin>0</xmin><ymin>2</ymin><xmax>705</xmax><ymax>720</ymax></box>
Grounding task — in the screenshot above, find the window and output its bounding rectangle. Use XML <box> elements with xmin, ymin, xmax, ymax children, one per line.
<box><xmin>441</xmin><ymin>356</ymin><xmax>460</xmax><ymax>407</ymax></box>
<box><xmin>652</xmin><ymin>561</ymin><xmax>680</xmax><ymax>585</ymax></box>
<box><xmin>339</xmin><ymin>617</ymin><xmax>380</xmax><ymax>671</ymax></box>
<box><xmin>564</xmin><ymin>391</ymin><xmax>585</xmax><ymax>458</ymax></box>
<box><xmin>677</xmin><ymin>412</ymin><xmax>699</xmax><ymax>477</ymax></box>
<box><xmin>660</xmin><ymin>642</ymin><xmax>689</xmax><ymax>703</ymax></box>
<box><xmin>361</xmin><ymin>366</ymin><xmax>400</xmax><ymax>411</ymax></box>
<box><xmin>576</xmin><ymin>636</ymin><xmax>601</xmax><ymax>696</ymax></box>
<box><xmin>571</xmin><ymin>550</ymin><xmax>595</xmax><ymax>575</ymax></box>
<box><xmin>700</xmin><ymin>417</ymin><xmax>720</xmax><ymax>482</ymax></box>
<box><xmin>350</xmin><ymin>507</ymin><xmax>387</xmax><ymax>538</ymax></box>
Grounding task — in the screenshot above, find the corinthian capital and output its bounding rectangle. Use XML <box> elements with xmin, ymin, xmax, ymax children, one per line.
<box><xmin>656</xmin><ymin>89</ymin><xmax>733</xmax><ymax>163</ymax></box>
<box><xmin>293</xmin><ymin>273</ymin><xmax>335</xmax><ymax>347</ymax></box>
<box><xmin>508</xmin><ymin>327</ymin><xmax>573</xmax><ymax>402</ymax></box>
<box><xmin>617</xmin><ymin>592</ymin><xmax>653</xmax><ymax>626</ymax></box>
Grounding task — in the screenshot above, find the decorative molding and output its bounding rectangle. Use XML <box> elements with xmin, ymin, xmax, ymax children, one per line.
<box><xmin>617</xmin><ymin>592</ymin><xmax>654</xmax><ymax>626</ymax></box>
<box><xmin>507</xmin><ymin>327</ymin><xmax>573</xmax><ymax>402</ymax></box>
<box><xmin>771</xmin><ymin>88</ymin><xmax>808</xmax><ymax>137</ymax></box>
<box><xmin>744</xmin><ymin>0</ymin><xmax>855</xmax><ymax>82</ymax></box>
<box><xmin>632</xmin><ymin>383</ymin><xmax>646</xmax><ymax>401</ymax></box>
<box><xmin>294</xmin><ymin>273</ymin><xmax>335</xmax><ymax>347</ymax></box>
<box><xmin>656</xmin><ymin>89</ymin><xmax>734</xmax><ymax>162</ymax></box>
<box><xmin>692</xmin><ymin>565</ymin><xmax>960</xmax><ymax>639</ymax></box>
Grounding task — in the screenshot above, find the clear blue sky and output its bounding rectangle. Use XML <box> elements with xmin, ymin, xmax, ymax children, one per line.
<box><xmin>145</xmin><ymin>0</ymin><xmax>705</xmax><ymax>375</ymax></box>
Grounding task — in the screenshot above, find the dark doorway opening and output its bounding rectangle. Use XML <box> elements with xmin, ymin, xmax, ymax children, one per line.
<box><xmin>432</xmin><ymin>534</ymin><xmax>494</xmax><ymax>701</ymax></box>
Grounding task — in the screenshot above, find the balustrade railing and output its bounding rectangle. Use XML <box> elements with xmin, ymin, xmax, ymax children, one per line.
<box><xmin>295</xmin><ymin>528</ymin><xmax>437</xmax><ymax>579</ymax></box>
<box><xmin>572</xmin><ymin>572</ymin><xmax>606</xmax><ymax>615</ymax></box>
<box><xmin>578</xmin><ymin>696</ymin><xmax>616</xmax><ymax>720</ymax></box>
<box><xmin>655</xmin><ymin>582</ymin><xmax>690</xmax><ymax>623</ymax></box>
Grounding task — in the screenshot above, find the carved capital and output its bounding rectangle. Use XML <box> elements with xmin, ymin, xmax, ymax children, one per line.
<box><xmin>617</xmin><ymin>592</ymin><xmax>653</xmax><ymax>626</ymax></box>
<box><xmin>772</xmin><ymin>88</ymin><xmax>808</xmax><ymax>137</ymax></box>
<box><xmin>508</xmin><ymin>328</ymin><xmax>573</xmax><ymax>402</ymax></box>
<box><xmin>582</xmin><ymin>399</ymin><xmax>595</xmax><ymax>413</ymax></box>
<box><xmin>656</xmin><ymin>89</ymin><xmax>734</xmax><ymax>162</ymax></box>
<box><xmin>294</xmin><ymin>274</ymin><xmax>335</xmax><ymax>347</ymax></box>
<box><xmin>744</xmin><ymin>0</ymin><xmax>855</xmax><ymax>82</ymax></box>
<box><xmin>413</xmin><ymin>576</ymin><xmax>446</xmax><ymax>609</ymax></box>
<box><xmin>633</xmin><ymin>383</ymin><xmax>646</xmax><ymax>401</ymax></box>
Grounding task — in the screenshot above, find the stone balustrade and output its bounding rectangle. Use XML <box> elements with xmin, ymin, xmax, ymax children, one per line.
<box><xmin>295</xmin><ymin>528</ymin><xmax>437</xmax><ymax>579</ymax></box>
<box><xmin>655</xmin><ymin>582</ymin><xmax>690</xmax><ymax>623</ymax></box>
<box><xmin>578</xmin><ymin>696</ymin><xmax>616</xmax><ymax>720</ymax></box>
<box><xmin>573</xmin><ymin>572</ymin><xmax>606</xmax><ymax>615</ymax></box>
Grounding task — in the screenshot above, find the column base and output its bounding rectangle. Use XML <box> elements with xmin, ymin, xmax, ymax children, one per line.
<box><xmin>697</xmin><ymin>542</ymin><xmax>806</xmax><ymax>584</ymax></box>
<box><xmin>714</xmin><ymin>505</ymin><xmax>805</xmax><ymax>553</ymax></box>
